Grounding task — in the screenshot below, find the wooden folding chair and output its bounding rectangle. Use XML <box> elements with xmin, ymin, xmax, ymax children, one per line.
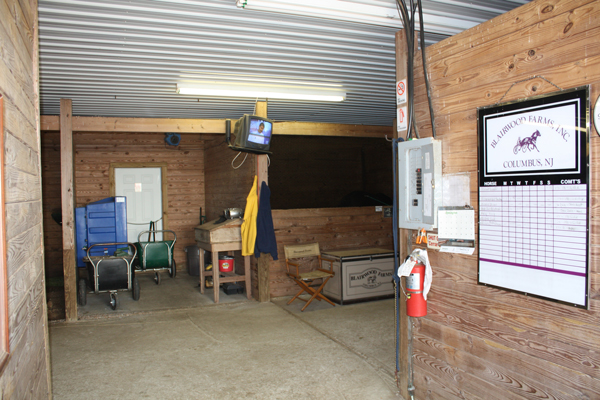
<box><xmin>284</xmin><ymin>243</ymin><xmax>335</xmax><ymax>312</ymax></box>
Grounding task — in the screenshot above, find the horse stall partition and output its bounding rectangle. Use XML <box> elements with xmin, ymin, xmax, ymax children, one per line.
<box><xmin>269</xmin><ymin>207</ymin><xmax>394</xmax><ymax>298</ymax></box>
<box><xmin>204</xmin><ymin>130</ymin><xmax>395</xmax><ymax>299</ymax></box>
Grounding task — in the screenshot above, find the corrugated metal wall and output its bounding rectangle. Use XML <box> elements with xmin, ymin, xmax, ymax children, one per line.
<box><xmin>38</xmin><ymin>0</ymin><xmax>528</xmax><ymax>125</ymax></box>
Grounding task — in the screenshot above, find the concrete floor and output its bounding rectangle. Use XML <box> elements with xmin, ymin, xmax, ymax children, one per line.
<box><xmin>49</xmin><ymin>273</ymin><xmax>400</xmax><ymax>399</ymax></box>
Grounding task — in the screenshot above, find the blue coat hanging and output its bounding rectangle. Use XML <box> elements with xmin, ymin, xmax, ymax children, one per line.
<box><xmin>254</xmin><ymin>181</ymin><xmax>278</xmax><ymax>260</ymax></box>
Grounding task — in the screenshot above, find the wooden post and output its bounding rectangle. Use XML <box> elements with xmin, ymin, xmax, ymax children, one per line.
<box><xmin>396</xmin><ymin>29</ymin><xmax>410</xmax><ymax>400</ymax></box>
<box><xmin>60</xmin><ymin>99</ymin><xmax>77</xmax><ymax>321</ymax></box>
<box><xmin>255</xmin><ymin>101</ymin><xmax>270</xmax><ymax>302</ymax></box>
<box><xmin>255</xmin><ymin>101</ymin><xmax>269</xmax><ymax>192</ymax></box>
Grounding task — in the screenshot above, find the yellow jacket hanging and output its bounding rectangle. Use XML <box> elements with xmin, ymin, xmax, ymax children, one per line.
<box><xmin>241</xmin><ymin>175</ymin><xmax>258</xmax><ymax>256</ymax></box>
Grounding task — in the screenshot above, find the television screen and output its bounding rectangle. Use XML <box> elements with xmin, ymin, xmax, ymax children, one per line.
<box><xmin>228</xmin><ymin>114</ymin><xmax>274</xmax><ymax>154</ymax></box>
<box><xmin>247</xmin><ymin>118</ymin><xmax>272</xmax><ymax>145</ymax></box>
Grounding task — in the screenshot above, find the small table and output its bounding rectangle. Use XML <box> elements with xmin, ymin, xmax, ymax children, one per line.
<box><xmin>195</xmin><ymin>218</ymin><xmax>252</xmax><ymax>304</ymax></box>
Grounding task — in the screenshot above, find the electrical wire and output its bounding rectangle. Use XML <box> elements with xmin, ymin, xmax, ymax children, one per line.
<box><xmin>164</xmin><ymin>143</ymin><xmax>204</xmax><ymax>151</ymax></box>
<box><xmin>395</xmin><ymin>0</ymin><xmax>437</xmax><ymax>140</ymax></box>
<box><xmin>418</xmin><ymin>0</ymin><xmax>437</xmax><ymax>138</ymax></box>
<box><xmin>392</xmin><ymin>138</ymin><xmax>401</xmax><ymax>378</ymax></box>
<box><xmin>127</xmin><ymin>217</ymin><xmax>163</xmax><ymax>226</ymax></box>
<box><xmin>392</xmin><ymin>3</ymin><xmax>438</xmax><ymax>395</ymax></box>
<box><xmin>204</xmin><ymin>138</ymin><xmax>227</xmax><ymax>149</ymax></box>
<box><xmin>395</xmin><ymin>0</ymin><xmax>414</xmax><ymax>140</ymax></box>
<box><xmin>231</xmin><ymin>151</ymin><xmax>249</xmax><ymax>169</ymax></box>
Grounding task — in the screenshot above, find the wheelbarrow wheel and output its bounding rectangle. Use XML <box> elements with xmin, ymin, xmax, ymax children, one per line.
<box><xmin>169</xmin><ymin>260</ymin><xmax>177</xmax><ymax>278</ymax></box>
<box><xmin>132</xmin><ymin>276</ymin><xmax>140</xmax><ymax>301</ymax></box>
<box><xmin>78</xmin><ymin>278</ymin><xmax>87</xmax><ymax>306</ymax></box>
<box><xmin>110</xmin><ymin>292</ymin><xmax>119</xmax><ymax>310</ymax></box>
<box><xmin>154</xmin><ymin>271</ymin><xmax>161</xmax><ymax>285</ymax></box>
<box><xmin>132</xmin><ymin>257</ymin><xmax>141</xmax><ymax>272</ymax></box>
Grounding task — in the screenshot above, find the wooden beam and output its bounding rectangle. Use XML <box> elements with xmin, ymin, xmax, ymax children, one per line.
<box><xmin>273</xmin><ymin>121</ymin><xmax>391</xmax><ymax>138</ymax></box>
<box><xmin>0</xmin><ymin>95</ymin><xmax>9</xmax><ymax>371</ymax></box>
<box><xmin>255</xmin><ymin>101</ymin><xmax>270</xmax><ymax>303</ymax></box>
<box><xmin>41</xmin><ymin>116</ymin><xmax>227</xmax><ymax>133</ymax></box>
<box><xmin>33</xmin><ymin>4</ymin><xmax>54</xmax><ymax>390</ymax></box>
<box><xmin>60</xmin><ymin>99</ymin><xmax>77</xmax><ymax>321</ymax></box>
<box><xmin>255</xmin><ymin>101</ymin><xmax>269</xmax><ymax>190</ymax></box>
<box><xmin>396</xmin><ymin>29</ymin><xmax>410</xmax><ymax>400</ymax></box>
<box><xmin>40</xmin><ymin>115</ymin><xmax>392</xmax><ymax>138</ymax></box>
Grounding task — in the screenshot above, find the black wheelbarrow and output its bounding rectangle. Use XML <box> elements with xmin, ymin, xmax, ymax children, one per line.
<box><xmin>134</xmin><ymin>230</ymin><xmax>177</xmax><ymax>285</ymax></box>
<box><xmin>78</xmin><ymin>242</ymin><xmax>140</xmax><ymax>310</ymax></box>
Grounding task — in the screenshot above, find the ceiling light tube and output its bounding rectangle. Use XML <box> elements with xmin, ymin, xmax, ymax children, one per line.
<box><xmin>177</xmin><ymin>83</ymin><xmax>345</xmax><ymax>102</ymax></box>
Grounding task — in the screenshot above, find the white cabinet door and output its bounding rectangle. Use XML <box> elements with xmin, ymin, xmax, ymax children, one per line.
<box><xmin>115</xmin><ymin>167</ymin><xmax>163</xmax><ymax>242</ymax></box>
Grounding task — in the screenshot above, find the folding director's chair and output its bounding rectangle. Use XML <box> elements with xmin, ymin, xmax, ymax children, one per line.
<box><xmin>284</xmin><ymin>243</ymin><xmax>336</xmax><ymax>312</ymax></box>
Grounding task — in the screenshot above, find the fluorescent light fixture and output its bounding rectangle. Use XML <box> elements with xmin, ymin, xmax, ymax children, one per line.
<box><xmin>176</xmin><ymin>83</ymin><xmax>345</xmax><ymax>102</ymax></box>
<box><xmin>235</xmin><ymin>0</ymin><xmax>479</xmax><ymax>35</ymax></box>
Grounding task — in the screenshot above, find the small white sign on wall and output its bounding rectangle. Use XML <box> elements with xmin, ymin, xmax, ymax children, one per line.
<box><xmin>442</xmin><ymin>173</ymin><xmax>471</xmax><ymax>207</ymax></box>
<box><xmin>438</xmin><ymin>208</ymin><xmax>475</xmax><ymax>240</ymax></box>
<box><xmin>396</xmin><ymin>79</ymin><xmax>407</xmax><ymax>105</ymax></box>
<box><xmin>426</xmin><ymin>233</ymin><xmax>440</xmax><ymax>249</ymax></box>
<box><xmin>397</xmin><ymin>106</ymin><xmax>408</xmax><ymax>132</ymax></box>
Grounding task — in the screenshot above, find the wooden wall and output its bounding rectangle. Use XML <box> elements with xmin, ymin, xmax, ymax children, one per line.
<box><xmin>0</xmin><ymin>0</ymin><xmax>52</xmax><ymax>397</ymax></box>
<box><xmin>203</xmin><ymin>136</ymin><xmax>258</xmax><ymax>285</ymax></box>
<box><xmin>40</xmin><ymin>136</ymin><xmax>62</xmax><ymax>279</ymax></box>
<box><xmin>270</xmin><ymin>207</ymin><xmax>393</xmax><ymax>297</ymax></box>
<box><xmin>202</xmin><ymin>137</ymin><xmax>394</xmax><ymax>298</ymax></box>
<box><xmin>406</xmin><ymin>0</ymin><xmax>600</xmax><ymax>398</ymax></box>
<box><xmin>203</xmin><ymin>136</ymin><xmax>256</xmax><ymax>222</ymax></box>
<box><xmin>41</xmin><ymin>131</ymin><xmax>206</xmax><ymax>280</ymax></box>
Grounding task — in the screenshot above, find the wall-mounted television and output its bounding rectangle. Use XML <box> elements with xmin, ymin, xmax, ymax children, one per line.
<box><xmin>226</xmin><ymin>115</ymin><xmax>273</xmax><ymax>154</ymax></box>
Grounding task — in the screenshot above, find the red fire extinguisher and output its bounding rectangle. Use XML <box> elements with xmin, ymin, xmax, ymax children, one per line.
<box><xmin>406</xmin><ymin>262</ymin><xmax>427</xmax><ymax>317</ymax></box>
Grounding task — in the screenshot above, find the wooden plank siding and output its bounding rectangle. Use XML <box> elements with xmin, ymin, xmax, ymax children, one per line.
<box><xmin>0</xmin><ymin>0</ymin><xmax>51</xmax><ymax>397</ymax></box>
<box><xmin>41</xmin><ymin>130</ymin><xmax>206</xmax><ymax>282</ymax></box>
<box><xmin>202</xmin><ymin>135</ymin><xmax>395</xmax><ymax>299</ymax></box>
<box><xmin>203</xmin><ymin>136</ymin><xmax>258</xmax><ymax>296</ymax></box>
<box><xmin>403</xmin><ymin>0</ymin><xmax>600</xmax><ymax>398</ymax></box>
<box><xmin>269</xmin><ymin>207</ymin><xmax>394</xmax><ymax>298</ymax></box>
<box><xmin>59</xmin><ymin>99</ymin><xmax>77</xmax><ymax>321</ymax></box>
<box><xmin>42</xmin><ymin>119</ymin><xmax>393</xmax><ymax>305</ymax></box>
<box><xmin>40</xmin><ymin>115</ymin><xmax>392</xmax><ymax>138</ymax></box>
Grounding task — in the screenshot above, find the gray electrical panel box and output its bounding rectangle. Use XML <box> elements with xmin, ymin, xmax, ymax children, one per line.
<box><xmin>397</xmin><ymin>138</ymin><xmax>442</xmax><ymax>230</ymax></box>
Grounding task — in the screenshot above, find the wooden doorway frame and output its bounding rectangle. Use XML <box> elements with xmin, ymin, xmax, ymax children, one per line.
<box><xmin>109</xmin><ymin>163</ymin><xmax>169</xmax><ymax>232</ymax></box>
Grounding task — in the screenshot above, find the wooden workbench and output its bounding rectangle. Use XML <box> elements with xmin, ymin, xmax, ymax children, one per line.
<box><xmin>195</xmin><ymin>218</ymin><xmax>252</xmax><ymax>303</ymax></box>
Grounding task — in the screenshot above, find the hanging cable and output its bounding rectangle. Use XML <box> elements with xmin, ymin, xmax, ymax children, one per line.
<box><xmin>396</xmin><ymin>0</ymin><xmax>437</xmax><ymax>140</ymax></box>
<box><xmin>392</xmin><ymin>138</ymin><xmax>402</xmax><ymax>382</ymax></box>
<box><xmin>396</xmin><ymin>0</ymin><xmax>414</xmax><ymax>140</ymax></box>
<box><xmin>418</xmin><ymin>0</ymin><xmax>436</xmax><ymax>138</ymax></box>
<box><xmin>231</xmin><ymin>151</ymin><xmax>249</xmax><ymax>169</ymax></box>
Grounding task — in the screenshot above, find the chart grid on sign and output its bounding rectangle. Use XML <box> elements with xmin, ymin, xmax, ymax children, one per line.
<box><xmin>477</xmin><ymin>86</ymin><xmax>589</xmax><ymax>308</ymax></box>
<box><xmin>479</xmin><ymin>184</ymin><xmax>587</xmax><ymax>276</ymax></box>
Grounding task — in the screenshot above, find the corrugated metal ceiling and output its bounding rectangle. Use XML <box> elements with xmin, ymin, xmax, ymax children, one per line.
<box><xmin>38</xmin><ymin>0</ymin><xmax>529</xmax><ymax>125</ymax></box>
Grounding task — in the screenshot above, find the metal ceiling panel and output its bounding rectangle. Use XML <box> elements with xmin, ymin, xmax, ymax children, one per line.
<box><xmin>38</xmin><ymin>0</ymin><xmax>529</xmax><ymax>125</ymax></box>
